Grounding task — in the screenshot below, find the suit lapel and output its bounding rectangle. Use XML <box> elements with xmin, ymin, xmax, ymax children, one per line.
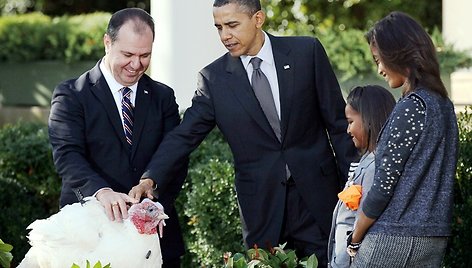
<box><xmin>88</xmin><ymin>64</ymin><xmax>129</xmax><ymax>150</ymax></box>
<box><xmin>226</xmin><ymin>55</ymin><xmax>278</xmax><ymax>140</ymax></box>
<box><xmin>130</xmin><ymin>80</ymin><xmax>151</xmax><ymax>159</ymax></box>
<box><xmin>270</xmin><ymin>35</ymin><xmax>294</xmax><ymax>142</ymax></box>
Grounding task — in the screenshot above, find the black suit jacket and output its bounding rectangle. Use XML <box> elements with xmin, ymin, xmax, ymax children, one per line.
<box><xmin>144</xmin><ymin>34</ymin><xmax>356</xmax><ymax>248</ymax></box>
<box><xmin>48</xmin><ymin>61</ymin><xmax>187</xmax><ymax>260</ymax></box>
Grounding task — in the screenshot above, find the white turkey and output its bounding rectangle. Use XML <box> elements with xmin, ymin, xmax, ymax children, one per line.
<box><xmin>18</xmin><ymin>197</ymin><xmax>168</xmax><ymax>268</ymax></box>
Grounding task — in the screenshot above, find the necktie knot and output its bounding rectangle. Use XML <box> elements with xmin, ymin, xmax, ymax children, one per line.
<box><xmin>250</xmin><ymin>57</ymin><xmax>262</xmax><ymax>70</ymax></box>
<box><xmin>122</xmin><ymin>87</ymin><xmax>132</xmax><ymax>98</ymax></box>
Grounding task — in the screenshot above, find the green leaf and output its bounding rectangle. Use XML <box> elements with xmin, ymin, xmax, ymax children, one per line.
<box><xmin>247</xmin><ymin>248</ymin><xmax>269</xmax><ymax>261</ymax></box>
<box><xmin>225</xmin><ymin>257</ymin><xmax>234</xmax><ymax>268</ymax></box>
<box><xmin>305</xmin><ymin>254</ymin><xmax>318</xmax><ymax>268</ymax></box>
<box><xmin>232</xmin><ymin>252</ymin><xmax>246</xmax><ymax>262</ymax></box>
<box><xmin>279</xmin><ymin>250</ymin><xmax>298</xmax><ymax>268</ymax></box>
<box><xmin>233</xmin><ymin>256</ymin><xmax>248</xmax><ymax>268</ymax></box>
<box><xmin>68</xmin><ymin>260</ymin><xmax>111</xmax><ymax>268</ymax></box>
<box><xmin>0</xmin><ymin>244</ymin><xmax>13</xmax><ymax>252</ymax></box>
<box><xmin>247</xmin><ymin>259</ymin><xmax>261</xmax><ymax>268</ymax></box>
<box><xmin>0</xmin><ymin>252</ymin><xmax>13</xmax><ymax>268</ymax></box>
<box><xmin>0</xmin><ymin>239</ymin><xmax>13</xmax><ymax>268</ymax></box>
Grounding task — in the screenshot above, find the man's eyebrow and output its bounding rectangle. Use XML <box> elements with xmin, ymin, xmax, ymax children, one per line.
<box><xmin>120</xmin><ymin>50</ymin><xmax>151</xmax><ymax>57</ymax></box>
<box><xmin>224</xmin><ymin>20</ymin><xmax>238</xmax><ymax>25</ymax></box>
<box><xmin>215</xmin><ymin>20</ymin><xmax>239</xmax><ymax>27</ymax></box>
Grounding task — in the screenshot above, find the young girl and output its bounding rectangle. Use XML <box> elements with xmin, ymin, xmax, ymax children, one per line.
<box><xmin>328</xmin><ymin>85</ymin><xmax>396</xmax><ymax>268</ymax></box>
<box><xmin>348</xmin><ymin>11</ymin><xmax>459</xmax><ymax>267</ymax></box>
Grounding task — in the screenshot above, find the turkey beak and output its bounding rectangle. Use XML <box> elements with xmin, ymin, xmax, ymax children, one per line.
<box><xmin>158</xmin><ymin>213</ymin><xmax>169</xmax><ymax>220</ymax></box>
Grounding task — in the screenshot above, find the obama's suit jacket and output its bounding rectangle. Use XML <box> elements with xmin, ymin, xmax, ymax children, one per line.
<box><xmin>144</xmin><ymin>34</ymin><xmax>356</xmax><ymax>248</ymax></box>
<box><xmin>48</xmin><ymin>61</ymin><xmax>187</xmax><ymax>261</ymax></box>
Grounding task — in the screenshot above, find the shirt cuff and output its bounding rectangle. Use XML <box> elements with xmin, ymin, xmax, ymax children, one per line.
<box><xmin>93</xmin><ymin>187</ymin><xmax>112</xmax><ymax>197</ymax></box>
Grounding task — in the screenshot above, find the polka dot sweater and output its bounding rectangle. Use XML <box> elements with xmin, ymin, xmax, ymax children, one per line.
<box><xmin>362</xmin><ymin>88</ymin><xmax>459</xmax><ymax>237</ymax></box>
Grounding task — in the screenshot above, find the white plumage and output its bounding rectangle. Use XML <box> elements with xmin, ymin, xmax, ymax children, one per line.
<box><xmin>18</xmin><ymin>197</ymin><xmax>168</xmax><ymax>268</ymax></box>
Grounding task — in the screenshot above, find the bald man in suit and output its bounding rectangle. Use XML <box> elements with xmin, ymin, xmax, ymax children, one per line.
<box><xmin>48</xmin><ymin>8</ymin><xmax>187</xmax><ymax>267</ymax></box>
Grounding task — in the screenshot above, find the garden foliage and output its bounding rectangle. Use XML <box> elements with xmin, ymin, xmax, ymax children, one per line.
<box><xmin>224</xmin><ymin>243</ymin><xmax>318</xmax><ymax>268</ymax></box>
<box><xmin>444</xmin><ymin>106</ymin><xmax>472</xmax><ymax>268</ymax></box>
<box><xmin>1</xmin><ymin>108</ymin><xmax>472</xmax><ymax>267</ymax></box>
<box><xmin>0</xmin><ymin>122</ymin><xmax>60</xmax><ymax>266</ymax></box>
<box><xmin>0</xmin><ymin>12</ymin><xmax>470</xmax><ymax>79</ymax></box>
<box><xmin>176</xmin><ymin>129</ymin><xmax>245</xmax><ymax>267</ymax></box>
<box><xmin>0</xmin><ymin>12</ymin><xmax>109</xmax><ymax>62</ymax></box>
<box><xmin>0</xmin><ymin>239</ymin><xmax>13</xmax><ymax>268</ymax></box>
<box><xmin>70</xmin><ymin>261</ymin><xmax>111</xmax><ymax>268</ymax></box>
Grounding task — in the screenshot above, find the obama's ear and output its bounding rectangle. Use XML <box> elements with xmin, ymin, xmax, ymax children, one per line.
<box><xmin>254</xmin><ymin>10</ymin><xmax>266</xmax><ymax>29</ymax></box>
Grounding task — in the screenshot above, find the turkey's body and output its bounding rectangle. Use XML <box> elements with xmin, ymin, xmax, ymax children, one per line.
<box><xmin>18</xmin><ymin>198</ymin><xmax>163</xmax><ymax>268</ymax></box>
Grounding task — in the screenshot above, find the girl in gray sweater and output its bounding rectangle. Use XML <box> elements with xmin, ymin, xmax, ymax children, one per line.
<box><xmin>348</xmin><ymin>11</ymin><xmax>459</xmax><ymax>267</ymax></box>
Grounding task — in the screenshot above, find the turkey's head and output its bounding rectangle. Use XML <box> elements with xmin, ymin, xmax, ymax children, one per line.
<box><xmin>128</xmin><ymin>199</ymin><xmax>168</xmax><ymax>236</ymax></box>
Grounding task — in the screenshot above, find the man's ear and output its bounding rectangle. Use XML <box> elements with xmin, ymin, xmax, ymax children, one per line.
<box><xmin>254</xmin><ymin>10</ymin><xmax>265</xmax><ymax>29</ymax></box>
<box><xmin>103</xmin><ymin>33</ymin><xmax>111</xmax><ymax>54</ymax></box>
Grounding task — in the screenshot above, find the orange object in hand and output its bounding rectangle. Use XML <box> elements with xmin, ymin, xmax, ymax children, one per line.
<box><xmin>337</xmin><ymin>184</ymin><xmax>362</xmax><ymax>210</ymax></box>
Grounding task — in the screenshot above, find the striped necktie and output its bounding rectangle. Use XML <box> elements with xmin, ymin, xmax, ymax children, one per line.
<box><xmin>122</xmin><ymin>87</ymin><xmax>134</xmax><ymax>150</ymax></box>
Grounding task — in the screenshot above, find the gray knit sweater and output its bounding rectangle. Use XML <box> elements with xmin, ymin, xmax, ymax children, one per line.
<box><xmin>362</xmin><ymin>87</ymin><xmax>458</xmax><ymax>236</ymax></box>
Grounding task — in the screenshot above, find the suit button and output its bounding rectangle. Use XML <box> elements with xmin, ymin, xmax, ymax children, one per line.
<box><xmin>132</xmin><ymin>167</ymin><xmax>137</xmax><ymax>172</ymax></box>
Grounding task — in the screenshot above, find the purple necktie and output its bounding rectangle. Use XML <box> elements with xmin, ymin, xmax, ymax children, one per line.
<box><xmin>122</xmin><ymin>87</ymin><xmax>134</xmax><ymax>150</ymax></box>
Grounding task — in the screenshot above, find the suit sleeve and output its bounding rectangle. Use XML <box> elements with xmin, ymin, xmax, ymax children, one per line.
<box><xmin>157</xmin><ymin>86</ymin><xmax>189</xmax><ymax>199</ymax></box>
<box><xmin>312</xmin><ymin>38</ymin><xmax>357</xmax><ymax>181</ymax></box>
<box><xmin>143</xmin><ymin>71</ymin><xmax>217</xmax><ymax>193</ymax></box>
<box><xmin>154</xmin><ymin>87</ymin><xmax>189</xmax><ymax>258</ymax></box>
<box><xmin>48</xmin><ymin>82</ymin><xmax>109</xmax><ymax>199</ymax></box>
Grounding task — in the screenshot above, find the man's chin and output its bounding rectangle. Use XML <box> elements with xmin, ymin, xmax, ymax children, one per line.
<box><xmin>229</xmin><ymin>51</ymin><xmax>244</xmax><ymax>58</ymax></box>
<box><xmin>226</xmin><ymin>47</ymin><xmax>243</xmax><ymax>58</ymax></box>
<box><xmin>122</xmin><ymin>75</ymin><xmax>143</xmax><ymax>86</ymax></box>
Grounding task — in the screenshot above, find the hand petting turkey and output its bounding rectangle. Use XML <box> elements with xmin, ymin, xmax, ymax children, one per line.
<box><xmin>96</xmin><ymin>188</ymin><xmax>138</xmax><ymax>222</ymax></box>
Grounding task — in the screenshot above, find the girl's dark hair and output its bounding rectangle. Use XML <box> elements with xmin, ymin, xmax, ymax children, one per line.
<box><xmin>213</xmin><ymin>0</ymin><xmax>261</xmax><ymax>16</ymax></box>
<box><xmin>347</xmin><ymin>85</ymin><xmax>396</xmax><ymax>153</ymax></box>
<box><xmin>106</xmin><ymin>8</ymin><xmax>155</xmax><ymax>43</ymax></box>
<box><xmin>366</xmin><ymin>11</ymin><xmax>448</xmax><ymax>98</ymax></box>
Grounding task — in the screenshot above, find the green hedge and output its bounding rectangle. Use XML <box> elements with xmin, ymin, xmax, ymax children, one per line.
<box><xmin>176</xmin><ymin>129</ymin><xmax>244</xmax><ymax>267</ymax></box>
<box><xmin>0</xmin><ymin>122</ymin><xmax>60</xmax><ymax>266</ymax></box>
<box><xmin>0</xmin><ymin>12</ymin><xmax>109</xmax><ymax>63</ymax></box>
<box><xmin>444</xmin><ymin>106</ymin><xmax>472</xmax><ymax>268</ymax></box>
<box><xmin>314</xmin><ymin>27</ymin><xmax>472</xmax><ymax>81</ymax></box>
<box><xmin>1</xmin><ymin>111</ymin><xmax>472</xmax><ymax>267</ymax></box>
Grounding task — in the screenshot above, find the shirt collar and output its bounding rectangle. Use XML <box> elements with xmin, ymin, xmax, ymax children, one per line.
<box><xmin>240</xmin><ymin>31</ymin><xmax>274</xmax><ymax>69</ymax></box>
<box><xmin>99</xmin><ymin>59</ymin><xmax>138</xmax><ymax>93</ymax></box>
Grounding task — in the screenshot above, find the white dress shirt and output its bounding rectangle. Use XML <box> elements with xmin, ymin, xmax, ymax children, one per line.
<box><xmin>99</xmin><ymin>60</ymin><xmax>137</xmax><ymax>135</ymax></box>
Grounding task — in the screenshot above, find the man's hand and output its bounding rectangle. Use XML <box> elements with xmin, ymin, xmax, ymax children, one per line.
<box><xmin>96</xmin><ymin>189</ymin><xmax>138</xmax><ymax>222</ymax></box>
<box><xmin>128</xmin><ymin>178</ymin><xmax>157</xmax><ymax>201</ymax></box>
